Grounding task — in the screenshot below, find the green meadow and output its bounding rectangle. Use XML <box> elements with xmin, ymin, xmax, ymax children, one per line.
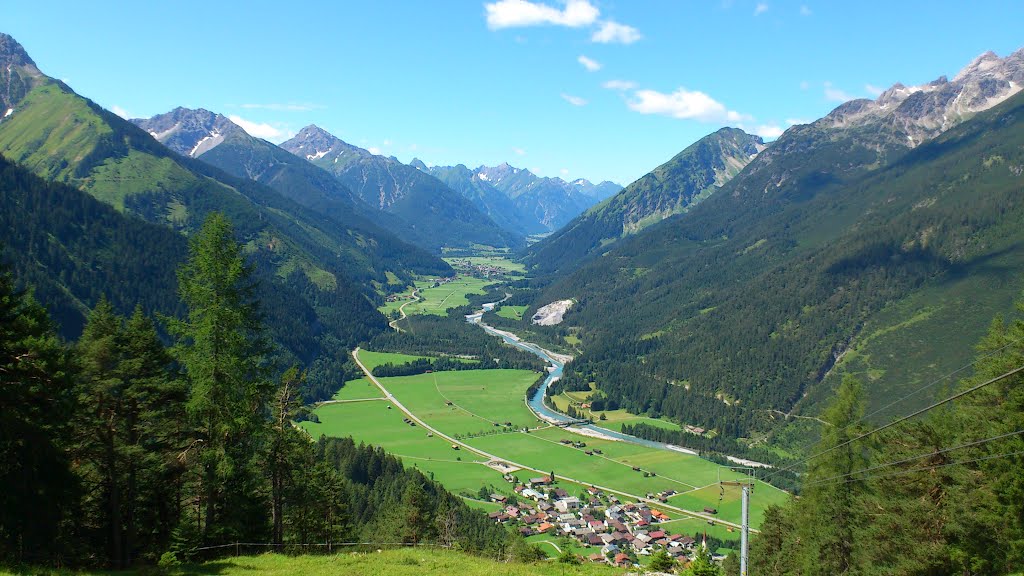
<box><xmin>307</xmin><ymin>350</ymin><xmax>788</xmax><ymax>530</ymax></box>
<box><xmin>379</xmin><ymin>277</ymin><xmax>497</xmax><ymax>317</ymax></box>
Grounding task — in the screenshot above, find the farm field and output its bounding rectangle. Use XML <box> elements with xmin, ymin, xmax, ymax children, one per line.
<box><xmin>330</xmin><ymin>378</ymin><xmax>384</xmax><ymax>401</ymax></box>
<box><xmin>357</xmin><ymin>350</ymin><xmax>434</xmax><ymax>371</ymax></box>
<box><xmin>310</xmin><ymin>352</ymin><xmax>787</xmax><ymax>530</ymax></box>
<box><xmin>377</xmin><ymin>369</ymin><xmax>542</xmax><ymax>437</ymax></box>
<box><xmin>299</xmin><ymin>400</ymin><xmax>507</xmax><ymax>498</ymax></box>
<box><xmin>550</xmin><ymin>388</ymin><xmax>681</xmax><ymax>433</ymax></box>
<box><xmin>382</xmin><ymin>277</ymin><xmax>496</xmax><ymax>317</ymax></box>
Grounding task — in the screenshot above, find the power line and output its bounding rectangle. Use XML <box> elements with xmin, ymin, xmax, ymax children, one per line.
<box><xmin>860</xmin><ymin>338</ymin><xmax>1020</xmax><ymax>423</ymax></box>
<box><xmin>764</xmin><ymin>364</ymin><xmax>1024</xmax><ymax>483</ymax></box>
<box><xmin>804</xmin><ymin>427</ymin><xmax>1024</xmax><ymax>487</ymax></box>
<box><xmin>774</xmin><ymin>339</ymin><xmax>1020</xmax><ymax>476</ymax></box>
<box><xmin>807</xmin><ymin>447</ymin><xmax>1024</xmax><ymax>488</ymax></box>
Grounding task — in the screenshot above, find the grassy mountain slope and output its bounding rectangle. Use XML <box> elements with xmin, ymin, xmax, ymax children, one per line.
<box><xmin>281</xmin><ymin>126</ymin><xmax>522</xmax><ymax>252</ymax></box>
<box><xmin>0</xmin><ymin>38</ymin><xmax>389</xmax><ymax>372</ymax></box>
<box><xmin>533</xmin><ymin>91</ymin><xmax>1024</xmax><ymax>442</ymax></box>
<box><xmin>524</xmin><ymin>127</ymin><xmax>764</xmax><ymax>276</ymax></box>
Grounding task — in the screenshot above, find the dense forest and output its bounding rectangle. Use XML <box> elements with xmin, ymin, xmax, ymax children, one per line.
<box><xmin>0</xmin><ymin>151</ymin><xmax>381</xmax><ymax>404</ymax></box>
<box><xmin>747</xmin><ymin>298</ymin><xmax>1024</xmax><ymax>574</ymax></box>
<box><xmin>0</xmin><ymin>213</ymin><xmax>530</xmax><ymax>568</ymax></box>
<box><xmin>527</xmin><ymin>90</ymin><xmax>1024</xmax><ymax>453</ymax></box>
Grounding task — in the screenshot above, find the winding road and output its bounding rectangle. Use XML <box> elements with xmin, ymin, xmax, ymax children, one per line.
<box><xmin>388</xmin><ymin>288</ymin><xmax>420</xmax><ymax>332</ymax></box>
<box><xmin>351</xmin><ymin>347</ymin><xmax>751</xmax><ymax>532</ymax></box>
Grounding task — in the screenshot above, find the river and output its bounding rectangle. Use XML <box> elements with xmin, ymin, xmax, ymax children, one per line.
<box><xmin>466</xmin><ymin>304</ymin><xmax>698</xmax><ymax>455</ymax></box>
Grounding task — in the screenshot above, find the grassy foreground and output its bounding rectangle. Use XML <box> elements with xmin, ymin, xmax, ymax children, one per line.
<box><xmin>2</xmin><ymin>549</ymin><xmax>626</xmax><ymax>575</ymax></box>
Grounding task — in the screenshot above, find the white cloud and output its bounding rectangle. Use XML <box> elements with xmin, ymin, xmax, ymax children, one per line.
<box><xmin>561</xmin><ymin>93</ymin><xmax>588</xmax><ymax>106</ymax></box>
<box><xmin>602</xmin><ymin>79</ymin><xmax>637</xmax><ymax>91</ymax></box>
<box><xmin>753</xmin><ymin>124</ymin><xmax>784</xmax><ymax>139</ymax></box>
<box><xmin>485</xmin><ymin>0</ymin><xmax>599</xmax><ymax>29</ymax></box>
<box><xmin>799</xmin><ymin>80</ymin><xmax>809</xmax><ymax>90</ymax></box>
<box><xmin>864</xmin><ymin>83</ymin><xmax>885</xmax><ymax>97</ymax></box>
<box><xmin>823</xmin><ymin>81</ymin><xmax>856</xmax><ymax>102</ymax></box>
<box><xmin>591</xmin><ymin>20</ymin><xmax>642</xmax><ymax>44</ymax></box>
<box><xmin>240</xmin><ymin>102</ymin><xmax>323</xmax><ymax>112</ymax></box>
<box><xmin>560</xmin><ymin>168</ymin><xmax>569</xmax><ymax>175</ymax></box>
<box><xmin>227</xmin><ymin>115</ymin><xmax>292</xmax><ymax>142</ymax></box>
<box><xmin>754</xmin><ymin>2</ymin><xmax>768</xmax><ymax>15</ymax></box>
<box><xmin>578</xmin><ymin>54</ymin><xmax>602</xmax><ymax>71</ymax></box>
<box><xmin>383</xmin><ymin>138</ymin><xmax>393</xmax><ymax>146</ymax></box>
<box><xmin>627</xmin><ymin>87</ymin><xmax>746</xmax><ymax>122</ymax></box>
<box><xmin>368</xmin><ymin>146</ymin><xmax>382</xmax><ymax>155</ymax></box>
<box><xmin>785</xmin><ymin>117</ymin><xmax>811</xmax><ymax>126</ymax></box>
<box><xmin>110</xmin><ymin>105</ymin><xmax>131</xmax><ymax>119</ymax></box>
<box><xmin>799</xmin><ymin>4</ymin><xmax>811</xmax><ymax>15</ymax></box>
<box><xmin>513</xmin><ymin>147</ymin><xmax>527</xmax><ymax>156</ymax></box>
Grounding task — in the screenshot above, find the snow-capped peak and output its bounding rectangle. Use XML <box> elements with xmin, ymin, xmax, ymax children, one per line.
<box><xmin>307</xmin><ymin>148</ymin><xmax>330</xmax><ymax>161</ymax></box>
<box><xmin>189</xmin><ymin>130</ymin><xmax>221</xmax><ymax>158</ymax></box>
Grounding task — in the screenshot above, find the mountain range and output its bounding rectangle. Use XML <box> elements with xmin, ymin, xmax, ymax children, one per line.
<box><xmin>0</xmin><ymin>33</ymin><xmax>447</xmax><ymax>383</ymax></box>
<box><xmin>280</xmin><ymin>125</ymin><xmax>523</xmax><ymax>251</ymax></box>
<box><xmin>422</xmin><ymin>161</ymin><xmax>621</xmax><ymax>236</ymax></box>
<box><xmin>520</xmin><ymin>48</ymin><xmax>1024</xmax><ymax>447</ymax></box>
<box><xmin>525</xmin><ymin>127</ymin><xmax>764</xmax><ymax>275</ymax></box>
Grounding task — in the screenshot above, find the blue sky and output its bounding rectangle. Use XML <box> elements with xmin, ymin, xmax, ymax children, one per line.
<box><xmin>5</xmin><ymin>1</ymin><xmax>1023</xmax><ymax>185</ymax></box>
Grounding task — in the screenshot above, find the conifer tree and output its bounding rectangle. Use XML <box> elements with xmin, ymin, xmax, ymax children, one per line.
<box><xmin>168</xmin><ymin>212</ymin><xmax>272</xmax><ymax>543</ymax></box>
<box><xmin>0</xmin><ymin>265</ymin><xmax>75</xmax><ymax>562</ymax></box>
<box><xmin>76</xmin><ymin>301</ymin><xmax>185</xmax><ymax>567</ymax></box>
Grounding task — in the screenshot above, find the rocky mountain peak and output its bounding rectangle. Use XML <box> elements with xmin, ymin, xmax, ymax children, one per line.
<box><xmin>409</xmin><ymin>158</ymin><xmax>428</xmax><ymax>171</ymax></box>
<box><xmin>133</xmin><ymin>107</ymin><xmax>242</xmax><ymax>158</ymax></box>
<box><xmin>819</xmin><ymin>47</ymin><xmax>1024</xmax><ymax>145</ymax></box>
<box><xmin>283</xmin><ymin>125</ymin><xmax>370</xmax><ymax>161</ymax></box>
<box><xmin>0</xmin><ymin>33</ymin><xmax>35</xmax><ymax>68</ymax></box>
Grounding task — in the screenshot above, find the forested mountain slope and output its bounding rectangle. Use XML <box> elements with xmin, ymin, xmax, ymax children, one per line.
<box><xmin>0</xmin><ymin>33</ymin><xmax>386</xmax><ymax>373</ymax></box>
<box><xmin>537</xmin><ymin>89</ymin><xmax>1024</xmax><ymax>446</ymax></box>
<box><xmin>281</xmin><ymin>126</ymin><xmax>521</xmax><ymax>252</ymax></box>
<box><xmin>524</xmin><ymin>127</ymin><xmax>764</xmax><ymax>276</ymax></box>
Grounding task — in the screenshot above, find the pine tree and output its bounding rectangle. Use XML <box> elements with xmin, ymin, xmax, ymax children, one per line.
<box><xmin>400</xmin><ymin>481</ymin><xmax>432</xmax><ymax>544</ymax></box>
<box><xmin>684</xmin><ymin>545</ymin><xmax>721</xmax><ymax>576</ymax></box>
<box><xmin>167</xmin><ymin>212</ymin><xmax>272</xmax><ymax>543</ymax></box>
<box><xmin>119</xmin><ymin>306</ymin><xmax>186</xmax><ymax>563</ymax></box>
<box><xmin>794</xmin><ymin>376</ymin><xmax>871</xmax><ymax>575</ymax></box>
<box><xmin>75</xmin><ymin>298</ymin><xmax>126</xmax><ymax>566</ymax></box>
<box><xmin>268</xmin><ymin>366</ymin><xmax>305</xmax><ymax>545</ymax></box>
<box><xmin>650</xmin><ymin>548</ymin><xmax>676</xmax><ymax>572</ymax></box>
<box><xmin>76</xmin><ymin>301</ymin><xmax>185</xmax><ymax>567</ymax></box>
<box><xmin>0</xmin><ymin>265</ymin><xmax>75</xmax><ymax>562</ymax></box>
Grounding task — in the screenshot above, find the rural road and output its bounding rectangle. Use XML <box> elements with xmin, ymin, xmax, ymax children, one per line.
<box><xmin>388</xmin><ymin>288</ymin><xmax>420</xmax><ymax>332</ymax></box>
<box><xmin>352</xmin><ymin>348</ymin><xmax>750</xmax><ymax>532</ymax></box>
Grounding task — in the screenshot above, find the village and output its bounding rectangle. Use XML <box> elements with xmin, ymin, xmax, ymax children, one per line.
<box><xmin>484</xmin><ymin>471</ymin><xmax>723</xmax><ymax>569</ymax></box>
<box><xmin>447</xmin><ymin>258</ymin><xmax>513</xmax><ymax>278</ymax></box>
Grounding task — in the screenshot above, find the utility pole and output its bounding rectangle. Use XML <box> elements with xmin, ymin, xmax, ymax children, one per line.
<box><xmin>720</xmin><ymin>467</ymin><xmax>754</xmax><ymax>576</ymax></box>
<box><xmin>740</xmin><ymin>483</ymin><xmax>750</xmax><ymax>575</ymax></box>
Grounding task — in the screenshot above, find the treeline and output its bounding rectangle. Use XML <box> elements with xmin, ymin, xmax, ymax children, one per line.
<box><xmin>372</xmin><ymin>357</ymin><xmax>487</xmax><ymax>378</ymax></box>
<box><xmin>0</xmin><ymin>213</ymin><xmax>528</xmax><ymax>569</ymax></box>
<box><xmin>620</xmin><ymin>424</ymin><xmax>799</xmax><ymax>492</ymax></box>
<box><xmin>369</xmin><ymin>315</ymin><xmax>545</xmax><ymax>372</ymax></box>
<box><xmin>748</xmin><ymin>301</ymin><xmax>1024</xmax><ymax>574</ymax></box>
